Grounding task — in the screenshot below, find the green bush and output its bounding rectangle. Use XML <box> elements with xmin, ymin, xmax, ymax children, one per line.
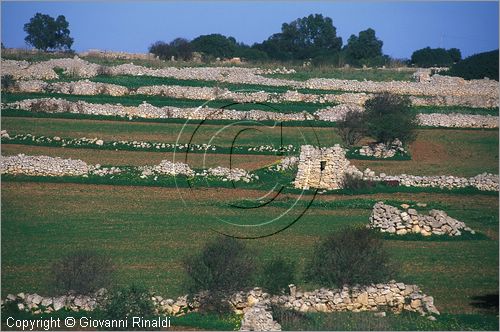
<box><xmin>51</xmin><ymin>249</ymin><xmax>114</xmax><ymax>295</ymax></box>
<box><xmin>445</xmin><ymin>50</ymin><xmax>499</xmax><ymax>81</ymax></box>
<box><xmin>306</xmin><ymin>227</ymin><xmax>395</xmax><ymax>287</ymax></box>
<box><xmin>364</xmin><ymin>93</ymin><xmax>417</xmax><ymax>145</ymax></box>
<box><xmin>183</xmin><ymin>236</ymin><xmax>256</xmax><ymax>313</ymax></box>
<box><xmin>260</xmin><ymin>257</ymin><xmax>296</xmax><ymax>294</ymax></box>
<box><xmin>103</xmin><ymin>284</ymin><xmax>155</xmax><ymax>330</ymax></box>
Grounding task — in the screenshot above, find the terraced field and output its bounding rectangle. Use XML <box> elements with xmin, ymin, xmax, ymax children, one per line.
<box><xmin>1</xmin><ymin>55</ymin><xmax>498</xmax><ymax>330</ymax></box>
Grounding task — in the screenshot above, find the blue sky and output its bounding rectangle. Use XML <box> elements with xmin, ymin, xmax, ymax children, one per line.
<box><xmin>2</xmin><ymin>1</ymin><xmax>498</xmax><ymax>59</ymax></box>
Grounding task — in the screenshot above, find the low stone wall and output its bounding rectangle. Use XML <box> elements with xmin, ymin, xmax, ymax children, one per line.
<box><xmin>2</xmin><ymin>282</ymin><xmax>440</xmax><ymax>330</ymax></box>
<box><xmin>417</xmin><ymin>113</ymin><xmax>499</xmax><ymax>128</ymax></box>
<box><xmin>357</xmin><ymin>139</ymin><xmax>406</xmax><ymax>158</ymax></box>
<box><xmin>369</xmin><ymin>202</ymin><xmax>475</xmax><ymax>236</ymax></box>
<box><xmin>293</xmin><ymin>146</ymin><xmax>499</xmax><ymax>192</ymax></box>
<box><xmin>7</xmin><ymin>98</ymin><xmax>497</xmax><ymax>129</ymax></box>
<box><xmin>0</xmin><ymin>154</ymin><xmax>89</xmax><ymax>177</ymax></box>
<box><xmin>78</xmin><ymin>49</ymin><xmax>157</xmax><ymax>60</ymax></box>
<box><xmin>9</xmin><ymin>77</ymin><xmax>499</xmax><ymax>108</ymax></box>
<box><xmin>2</xmin><ymin>58</ymin><xmax>497</xmax><ymax>107</ymax></box>
<box><xmin>0</xmin><ymin>154</ymin><xmax>257</xmax><ymax>183</ymax></box>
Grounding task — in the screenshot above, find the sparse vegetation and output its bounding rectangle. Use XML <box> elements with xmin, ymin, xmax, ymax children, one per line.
<box><xmin>306</xmin><ymin>227</ymin><xmax>395</xmax><ymax>287</ymax></box>
<box><xmin>51</xmin><ymin>249</ymin><xmax>114</xmax><ymax>295</ymax></box>
<box><xmin>183</xmin><ymin>236</ymin><xmax>256</xmax><ymax>314</ymax></box>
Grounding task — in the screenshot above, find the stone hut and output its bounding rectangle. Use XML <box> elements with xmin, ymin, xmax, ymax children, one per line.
<box><xmin>294</xmin><ymin>145</ymin><xmax>352</xmax><ymax>190</ymax></box>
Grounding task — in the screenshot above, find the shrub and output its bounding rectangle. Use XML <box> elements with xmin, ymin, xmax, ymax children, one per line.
<box><xmin>336</xmin><ymin>110</ymin><xmax>366</xmax><ymax>147</ymax></box>
<box><xmin>260</xmin><ymin>257</ymin><xmax>296</xmax><ymax>295</ymax></box>
<box><xmin>183</xmin><ymin>236</ymin><xmax>256</xmax><ymax>313</ymax></box>
<box><xmin>1</xmin><ymin>75</ymin><xmax>16</xmax><ymax>92</ymax></box>
<box><xmin>364</xmin><ymin>93</ymin><xmax>417</xmax><ymax>145</ymax></box>
<box><xmin>343</xmin><ymin>173</ymin><xmax>375</xmax><ymax>191</ymax></box>
<box><xmin>306</xmin><ymin>227</ymin><xmax>394</xmax><ymax>287</ymax></box>
<box><xmin>103</xmin><ymin>284</ymin><xmax>155</xmax><ymax>329</ymax></box>
<box><xmin>445</xmin><ymin>50</ymin><xmax>499</xmax><ymax>81</ymax></box>
<box><xmin>51</xmin><ymin>249</ymin><xmax>114</xmax><ymax>294</ymax></box>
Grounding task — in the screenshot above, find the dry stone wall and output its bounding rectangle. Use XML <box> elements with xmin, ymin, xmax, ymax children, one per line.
<box><xmin>369</xmin><ymin>202</ymin><xmax>475</xmax><ymax>236</ymax></box>
<box><xmin>7</xmin><ymin>98</ymin><xmax>496</xmax><ymax>128</ymax></box>
<box><xmin>2</xmin><ymin>282</ymin><xmax>440</xmax><ymax>330</ymax></box>
<box><xmin>2</xmin><ymin>58</ymin><xmax>497</xmax><ymax>107</ymax></box>
<box><xmin>293</xmin><ymin>146</ymin><xmax>499</xmax><ymax>191</ymax></box>
<box><xmin>0</xmin><ymin>154</ymin><xmax>257</xmax><ymax>183</ymax></box>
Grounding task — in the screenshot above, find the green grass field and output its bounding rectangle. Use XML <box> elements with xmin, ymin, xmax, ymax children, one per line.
<box><xmin>1</xmin><ymin>53</ymin><xmax>498</xmax><ymax>330</ymax></box>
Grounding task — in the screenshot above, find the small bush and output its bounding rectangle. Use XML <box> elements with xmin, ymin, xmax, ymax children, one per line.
<box><xmin>306</xmin><ymin>227</ymin><xmax>395</xmax><ymax>287</ymax></box>
<box><xmin>103</xmin><ymin>284</ymin><xmax>155</xmax><ymax>330</ymax></box>
<box><xmin>260</xmin><ymin>257</ymin><xmax>296</xmax><ymax>295</ymax></box>
<box><xmin>343</xmin><ymin>173</ymin><xmax>375</xmax><ymax>191</ymax></box>
<box><xmin>336</xmin><ymin>110</ymin><xmax>366</xmax><ymax>147</ymax></box>
<box><xmin>183</xmin><ymin>236</ymin><xmax>256</xmax><ymax>314</ymax></box>
<box><xmin>51</xmin><ymin>249</ymin><xmax>114</xmax><ymax>295</ymax></box>
<box><xmin>364</xmin><ymin>93</ymin><xmax>417</xmax><ymax>145</ymax></box>
<box><xmin>1</xmin><ymin>75</ymin><xmax>16</xmax><ymax>91</ymax></box>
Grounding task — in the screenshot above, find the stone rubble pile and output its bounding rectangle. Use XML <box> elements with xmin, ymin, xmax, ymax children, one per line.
<box><xmin>358</xmin><ymin>139</ymin><xmax>406</xmax><ymax>158</ymax></box>
<box><xmin>204</xmin><ymin>166</ymin><xmax>257</xmax><ymax>183</ymax></box>
<box><xmin>6</xmin><ymin>98</ymin><xmax>497</xmax><ymax>128</ymax></box>
<box><xmin>0</xmin><ymin>154</ymin><xmax>89</xmax><ymax>177</ymax></box>
<box><xmin>240</xmin><ymin>303</ymin><xmax>282</xmax><ymax>331</ymax></box>
<box><xmin>140</xmin><ymin>160</ymin><xmax>195</xmax><ymax>178</ymax></box>
<box><xmin>271</xmin><ymin>156</ymin><xmax>299</xmax><ymax>172</ymax></box>
<box><xmin>3</xmin><ymin>58</ymin><xmax>497</xmax><ymax>107</ymax></box>
<box><xmin>3</xmin><ymin>282</ymin><xmax>439</xmax><ymax>330</ymax></box>
<box><xmin>369</xmin><ymin>202</ymin><xmax>475</xmax><ymax>236</ymax></box>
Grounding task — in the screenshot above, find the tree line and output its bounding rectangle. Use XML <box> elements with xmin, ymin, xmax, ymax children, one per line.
<box><xmin>19</xmin><ymin>11</ymin><xmax>499</xmax><ymax>80</ymax></box>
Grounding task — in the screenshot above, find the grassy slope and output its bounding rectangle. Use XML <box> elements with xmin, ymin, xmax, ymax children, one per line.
<box><xmin>2</xmin><ymin>182</ymin><xmax>498</xmax><ymax>317</ymax></box>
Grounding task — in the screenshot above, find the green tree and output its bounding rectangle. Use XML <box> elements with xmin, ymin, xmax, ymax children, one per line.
<box><xmin>24</xmin><ymin>13</ymin><xmax>73</xmax><ymax>51</ymax></box>
<box><xmin>191</xmin><ymin>34</ymin><xmax>238</xmax><ymax>59</ymax></box>
<box><xmin>256</xmin><ymin>14</ymin><xmax>342</xmax><ymax>61</ymax></box>
<box><xmin>344</xmin><ymin>28</ymin><xmax>385</xmax><ymax>66</ymax></box>
<box><xmin>445</xmin><ymin>50</ymin><xmax>498</xmax><ymax>81</ymax></box>
<box><xmin>364</xmin><ymin>93</ymin><xmax>417</xmax><ymax>145</ymax></box>
<box><xmin>410</xmin><ymin>47</ymin><xmax>461</xmax><ymax>67</ymax></box>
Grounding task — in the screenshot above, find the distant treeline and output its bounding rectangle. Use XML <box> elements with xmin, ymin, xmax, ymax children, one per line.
<box><xmin>149</xmin><ymin>14</ymin><xmax>389</xmax><ymax>67</ymax></box>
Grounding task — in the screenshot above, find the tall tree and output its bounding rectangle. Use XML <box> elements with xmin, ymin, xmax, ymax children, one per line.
<box><xmin>190</xmin><ymin>34</ymin><xmax>238</xmax><ymax>59</ymax></box>
<box><xmin>344</xmin><ymin>28</ymin><xmax>384</xmax><ymax>66</ymax></box>
<box><xmin>24</xmin><ymin>13</ymin><xmax>73</xmax><ymax>51</ymax></box>
<box><xmin>256</xmin><ymin>14</ymin><xmax>342</xmax><ymax>60</ymax></box>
